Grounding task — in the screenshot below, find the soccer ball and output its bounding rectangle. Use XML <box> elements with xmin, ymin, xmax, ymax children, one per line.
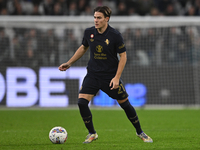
<box><xmin>49</xmin><ymin>126</ymin><xmax>68</xmax><ymax>144</ymax></box>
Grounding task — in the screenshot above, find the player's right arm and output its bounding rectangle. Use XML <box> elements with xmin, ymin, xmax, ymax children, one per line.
<box><xmin>58</xmin><ymin>45</ymin><xmax>89</xmax><ymax>71</ymax></box>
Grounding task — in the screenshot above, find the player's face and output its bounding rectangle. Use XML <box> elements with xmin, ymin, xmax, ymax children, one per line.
<box><xmin>94</xmin><ymin>12</ymin><xmax>109</xmax><ymax>30</ymax></box>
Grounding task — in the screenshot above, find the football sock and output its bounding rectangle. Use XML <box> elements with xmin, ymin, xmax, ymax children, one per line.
<box><xmin>78</xmin><ymin>98</ymin><xmax>96</xmax><ymax>134</ymax></box>
<box><xmin>119</xmin><ymin>100</ymin><xmax>143</xmax><ymax>135</ymax></box>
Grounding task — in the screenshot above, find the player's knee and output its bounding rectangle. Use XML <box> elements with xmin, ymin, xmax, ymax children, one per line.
<box><xmin>78</xmin><ymin>98</ymin><xmax>89</xmax><ymax>107</ymax></box>
<box><xmin>119</xmin><ymin>99</ymin><xmax>131</xmax><ymax>109</ymax></box>
<box><xmin>117</xmin><ymin>98</ymin><xmax>128</xmax><ymax>104</ymax></box>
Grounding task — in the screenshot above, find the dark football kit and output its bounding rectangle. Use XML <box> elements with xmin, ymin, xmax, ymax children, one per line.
<box><xmin>79</xmin><ymin>25</ymin><xmax>128</xmax><ymax>100</ymax></box>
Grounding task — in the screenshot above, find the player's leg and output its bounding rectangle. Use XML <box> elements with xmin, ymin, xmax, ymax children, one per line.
<box><xmin>78</xmin><ymin>93</ymin><xmax>96</xmax><ymax>134</ymax></box>
<box><xmin>78</xmin><ymin>74</ymin><xmax>99</xmax><ymax>143</ymax></box>
<box><xmin>101</xmin><ymin>79</ymin><xmax>142</xmax><ymax>133</ymax></box>
<box><xmin>117</xmin><ymin>98</ymin><xmax>142</xmax><ymax>135</ymax></box>
<box><xmin>101</xmin><ymin>79</ymin><xmax>153</xmax><ymax>143</ymax></box>
<box><xmin>117</xmin><ymin>98</ymin><xmax>153</xmax><ymax>143</ymax></box>
<box><xmin>78</xmin><ymin>94</ymin><xmax>98</xmax><ymax>143</ymax></box>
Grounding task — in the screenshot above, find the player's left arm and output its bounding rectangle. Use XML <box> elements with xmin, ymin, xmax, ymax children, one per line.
<box><xmin>110</xmin><ymin>51</ymin><xmax>127</xmax><ymax>90</ymax></box>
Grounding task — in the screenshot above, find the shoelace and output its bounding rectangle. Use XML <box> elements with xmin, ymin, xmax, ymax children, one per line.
<box><xmin>140</xmin><ymin>133</ymin><xmax>148</xmax><ymax>139</ymax></box>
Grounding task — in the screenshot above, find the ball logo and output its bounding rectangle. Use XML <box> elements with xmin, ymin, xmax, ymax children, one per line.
<box><xmin>56</xmin><ymin>137</ymin><xmax>60</xmax><ymax>143</ymax></box>
<box><xmin>52</xmin><ymin>128</ymin><xmax>65</xmax><ymax>133</ymax></box>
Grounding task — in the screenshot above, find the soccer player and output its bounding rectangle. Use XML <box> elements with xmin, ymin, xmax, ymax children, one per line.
<box><xmin>58</xmin><ymin>6</ymin><xmax>153</xmax><ymax>143</ymax></box>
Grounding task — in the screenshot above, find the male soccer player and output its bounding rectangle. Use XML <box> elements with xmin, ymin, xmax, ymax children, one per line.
<box><xmin>58</xmin><ymin>6</ymin><xmax>153</xmax><ymax>143</ymax></box>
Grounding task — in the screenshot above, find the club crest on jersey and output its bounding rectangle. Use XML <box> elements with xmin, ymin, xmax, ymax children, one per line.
<box><xmin>90</xmin><ymin>34</ymin><xmax>94</xmax><ymax>42</ymax></box>
<box><xmin>96</xmin><ymin>45</ymin><xmax>103</xmax><ymax>53</ymax></box>
<box><xmin>105</xmin><ymin>39</ymin><xmax>110</xmax><ymax>45</ymax></box>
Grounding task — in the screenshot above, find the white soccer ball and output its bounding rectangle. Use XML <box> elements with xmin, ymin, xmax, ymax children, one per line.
<box><xmin>49</xmin><ymin>126</ymin><xmax>68</xmax><ymax>144</ymax></box>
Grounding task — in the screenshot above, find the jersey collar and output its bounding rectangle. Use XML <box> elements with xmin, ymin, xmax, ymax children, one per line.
<box><xmin>95</xmin><ymin>24</ymin><xmax>110</xmax><ymax>36</ymax></box>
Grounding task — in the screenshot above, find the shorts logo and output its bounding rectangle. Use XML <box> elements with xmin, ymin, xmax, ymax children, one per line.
<box><xmin>96</xmin><ymin>45</ymin><xmax>103</xmax><ymax>53</ymax></box>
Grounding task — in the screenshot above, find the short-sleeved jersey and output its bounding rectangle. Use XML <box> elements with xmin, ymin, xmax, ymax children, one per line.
<box><xmin>82</xmin><ymin>25</ymin><xmax>126</xmax><ymax>79</ymax></box>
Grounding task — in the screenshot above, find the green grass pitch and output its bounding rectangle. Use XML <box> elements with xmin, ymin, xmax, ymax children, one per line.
<box><xmin>0</xmin><ymin>108</ymin><xmax>200</xmax><ymax>150</ymax></box>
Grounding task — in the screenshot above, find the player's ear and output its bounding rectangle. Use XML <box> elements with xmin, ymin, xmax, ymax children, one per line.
<box><xmin>105</xmin><ymin>17</ymin><xmax>109</xmax><ymax>22</ymax></box>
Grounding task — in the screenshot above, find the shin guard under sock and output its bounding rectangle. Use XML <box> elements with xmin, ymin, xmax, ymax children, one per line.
<box><xmin>78</xmin><ymin>98</ymin><xmax>96</xmax><ymax>134</ymax></box>
<box><xmin>119</xmin><ymin>100</ymin><xmax>142</xmax><ymax>134</ymax></box>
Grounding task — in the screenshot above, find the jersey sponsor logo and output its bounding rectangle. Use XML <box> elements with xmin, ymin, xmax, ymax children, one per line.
<box><xmin>95</xmin><ymin>45</ymin><xmax>107</xmax><ymax>59</ymax></box>
<box><xmin>94</xmin><ymin>53</ymin><xmax>107</xmax><ymax>59</ymax></box>
<box><xmin>105</xmin><ymin>39</ymin><xmax>110</xmax><ymax>45</ymax></box>
<box><xmin>118</xmin><ymin>43</ymin><xmax>125</xmax><ymax>49</ymax></box>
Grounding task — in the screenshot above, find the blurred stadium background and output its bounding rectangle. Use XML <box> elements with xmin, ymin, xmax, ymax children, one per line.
<box><xmin>0</xmin><ymin>0</ymin><xmax>200</xmax><ymax>108</ymax></box>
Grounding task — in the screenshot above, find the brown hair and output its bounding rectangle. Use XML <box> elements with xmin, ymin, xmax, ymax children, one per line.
<box><xmin>94</xmin><ymin>6</ymin><xmax>112</xmax><ymax>19</ymax></box>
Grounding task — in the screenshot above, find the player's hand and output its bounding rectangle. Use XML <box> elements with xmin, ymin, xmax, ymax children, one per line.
<box><xmin>109</xmin><ymin>77</ymin><xmax>119</xmax><ymax>90</ymax></box>
<box><xmin>58</xmin><ymin>63</ymin><xmax>71</xmax><ymax>71</ymax></box>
